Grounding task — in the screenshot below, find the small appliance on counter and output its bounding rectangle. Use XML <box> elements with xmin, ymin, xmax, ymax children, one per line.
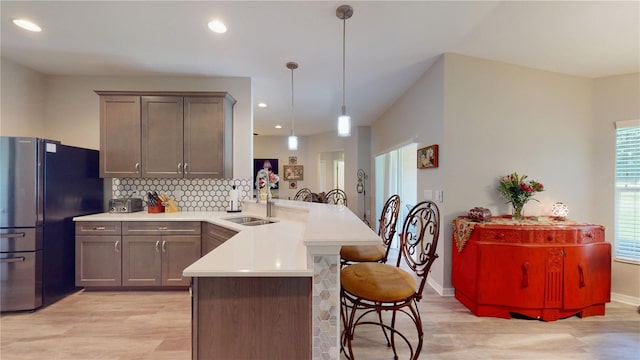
<box><xmin>227</xmin><ymin>185</ymin><xmax>241</xmax><ymax>213</ymax></box>
<box><xmin>109</xmin><ymin>198</ymin><xmax>143</xmax><ymax>213</ymax></box>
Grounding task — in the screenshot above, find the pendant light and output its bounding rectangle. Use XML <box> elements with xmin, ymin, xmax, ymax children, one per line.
<box><xmin>336</xmin><ymin>4</ymin><xmax>353</xmax><ymax>137</ymax></box>
<box><xmin>287</xmin><ymin>62</ymin><xmax>299</xmax><ymax>150</ymax></box>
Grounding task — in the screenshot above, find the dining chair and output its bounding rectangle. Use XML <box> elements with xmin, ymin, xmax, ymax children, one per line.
<box><xmin>340</xmin><ymin>194</ymin><xmax>400</xmax><ymax>266</ymax></box>
<box><xmin>340</xmin><ymin>200</ymin><xmax>440</xmax><ymax>360</ymax></box>
<box><xmin>325</xmin><ymin>188</ymin><xmax>348</xmax><ymax>206</ymax></box>
<box><xmin>293</xmin><ymin>188</ymin><xmax>312</xmax><ymax>201</ymax></box>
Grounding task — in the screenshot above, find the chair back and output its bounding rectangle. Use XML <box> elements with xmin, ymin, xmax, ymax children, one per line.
<box><xmin>397</xmin><ymin>200</ymin><xmax>440</xmax><ymax>301</ymax></box>
<box><xmin>294</xmin><ymin>188</ymin><xmax>312</xmax><ymax>201</ymax></box>
<box><xmin>325</xmin><ymin>188</ymin><xmax>347</xmax><ymax>206</ymax></box>
<box><xmin>378</xmin><ymin>195</ymin><xmax>401</xmax><ymax>260</ymax></box>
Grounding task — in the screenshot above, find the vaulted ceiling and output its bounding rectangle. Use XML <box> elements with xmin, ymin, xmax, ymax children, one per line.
<box><xmin>2</xmin><ymin>1</ymin><xmax>638</xmax><ymax>136</ymax></box>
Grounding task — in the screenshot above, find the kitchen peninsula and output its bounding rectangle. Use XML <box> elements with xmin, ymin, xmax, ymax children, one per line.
<box><xmin>74</xmin><ymin>199</ymin><xmax>379</xmax><ymax>360</ymax></box>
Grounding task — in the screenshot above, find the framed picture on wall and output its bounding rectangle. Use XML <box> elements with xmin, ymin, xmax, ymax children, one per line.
<box><xmin>253</xmin><ymin>158</ymin><xmax>279</xmax><ymax>189</ymax></box>
<box><xmin>283</xmin><ymin>165</ymin><xmax>304</xmax><ymax>181</ymax></box>
<box><xmin>417</xmin><ymin>145</ymin><xmax>438</xmax><ymax>169</ymax></box>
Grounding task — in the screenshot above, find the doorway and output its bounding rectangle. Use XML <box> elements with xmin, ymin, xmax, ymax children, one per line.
<box><xmin>375</xmin><ymin>143</ymin><xmax>417</xmax><ymax>248</ymax></box>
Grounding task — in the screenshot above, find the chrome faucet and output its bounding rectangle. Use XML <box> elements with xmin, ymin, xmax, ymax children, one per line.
<box><xmin>255</xmin><ymin>169</ymin><xmax>273</xmax><ymax>218</ymax></box>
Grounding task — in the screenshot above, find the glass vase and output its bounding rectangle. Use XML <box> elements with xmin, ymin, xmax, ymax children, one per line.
<box><xmin>512</xmin><ymin>204</ymin><xmax>524</xmax><ymax>220</ymax></box>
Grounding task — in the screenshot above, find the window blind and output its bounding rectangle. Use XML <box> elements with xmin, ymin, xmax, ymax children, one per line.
<box><xmin>615</xmin><ymin>120</ymin><xmax>640</xmax><ymax>262</ymax></box>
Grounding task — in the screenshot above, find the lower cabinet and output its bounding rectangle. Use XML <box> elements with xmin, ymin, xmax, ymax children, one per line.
<box><xmin>201</xmin><ymin>222</ymin><xmax>238</xmax><ymax>255</ymax></box>
<box><xmin>75</xmin><ymin>222</ymin><xmax>122</xmax><ymax>287</ymax></box>
<box><xmin>122</xmin><ymin>235</ymin><xmax>200</xmax><ymax>287</ymax></box>
<box><xmin>122</xmin><ymin>221</ymin><xmax>201</xmax><ymax>287</ymax></box>
<box><xmin>76</xmin><ymin>221</ymin><xmax>201</xmax><ymax>289</ymax></box>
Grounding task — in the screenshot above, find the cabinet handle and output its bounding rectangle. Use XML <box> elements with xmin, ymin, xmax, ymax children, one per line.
<box><xmin>114</xmin><ymin>240</ymin><xmax>120</xmax><ymax>253</ymax></box>
<box><xmin>0</xmin><ymin>232</ymin><xmax>25</xmax><ymax>239</ymax></box>
<box><xmin>184</xmin><ymin>163</ymin><xmax>189</xmax><ymax>174</ymax></box>
<box><xmin>521</xmin><ymin>262</ymin><xmax>530</xmax><ymax>288</ymax></box>
<box><xmin>0</xmin><ymin>257</ymin><xmax>25</xmax><ymax>263</ymax></box>
<box><xmin>546</xmin><ymin>235</ymin><xmax>553</xmax><ymax>242</ymax></box>
<box><xmin>157</xmin><ymin>227</ymin><xmax>168</xmax><ymax>230</ymax></box>
<box><xmin>162</xmin><ymin>240</ymin><xmax>167</xmax><ymax>253</ymax></box>
<box><xmin>578</xmin><ymin>263</ymin><xmax>586</xmax><ymax>288</ymax></box>
<box><xmin>94</xmin><ymin>226</ymin><xmax>106</xmax><ymax>231</ymax></box>
<box><xmin>155</xmin><ymin>240</ymin><xmax>160</xmax><ymax>252</ymax></box>
<box><xmin>178</xmin><ymin>163</ymin><xmax>183</xmax><ymax>174</ymax></box>
<box><xmin>135</xmin><ymin>162</ymin><xmax>140</xmax><ymax>173</ymax></box>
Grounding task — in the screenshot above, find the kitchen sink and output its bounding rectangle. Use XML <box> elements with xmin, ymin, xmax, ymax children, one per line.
<box><xmin>224</xmin><ymin>216</ymin><xmax>276</xmax><ymax>226</ymax></box>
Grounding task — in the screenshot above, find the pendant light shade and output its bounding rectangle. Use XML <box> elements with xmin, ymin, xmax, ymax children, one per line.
<box><xmin>287</xmin><ymin>61</ymin><xmax>299</xmax><ymax>150</ymax></box>
<box><xmin>337</xmin><ymin>5</ymin><xmax>353</xmax><ymax>137</ymax></box>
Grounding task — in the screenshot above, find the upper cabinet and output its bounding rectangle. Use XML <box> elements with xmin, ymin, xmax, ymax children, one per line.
<box><xmin>97</xmin><ymin>91</ymin><xmax>235</xmax><ymax>179</ymax></box>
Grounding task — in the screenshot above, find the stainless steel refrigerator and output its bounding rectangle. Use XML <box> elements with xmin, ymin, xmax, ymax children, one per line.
<box><xmin>1</xmin><ymin>137</ymin><xmax>104</xmax><ymax>312</ymax></box>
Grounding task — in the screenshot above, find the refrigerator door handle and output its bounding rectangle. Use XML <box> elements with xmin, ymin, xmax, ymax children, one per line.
<box><xmin>0</xmin><ymin>232</ymin><xmax>26</xmax><ymax>239</ymax></box>
<box><xmin>0</xmin><ymin>256</ymin><xmax>26</xmax><ymax>263</ymax></box>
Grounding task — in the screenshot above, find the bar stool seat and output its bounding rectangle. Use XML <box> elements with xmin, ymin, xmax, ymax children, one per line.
<box><xmin>341</xmin><ymin>262</ymin><xmax>416</xmax><ymax>302</ymax></box>
<box><xmin>340</xmin><ymin>245</ymin><xmax>386</xmax><ymax>263</ymax></box>
<box><xmin>340</xmin><ymin>194</ymin><xmax>400</xmax><ymax>266</ymax></box>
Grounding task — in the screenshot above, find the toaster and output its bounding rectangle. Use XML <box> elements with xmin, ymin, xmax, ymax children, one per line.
<box><xmin>109</xmin><ymin>198</ymin><xmax>143</xmax><ymax>213</ymax></box>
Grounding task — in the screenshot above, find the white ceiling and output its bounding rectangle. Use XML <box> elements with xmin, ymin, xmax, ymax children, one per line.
<box><xmin>1</xmin><ymin>1</ymin><xmax>638</xmax><ymax>136</ymax></box>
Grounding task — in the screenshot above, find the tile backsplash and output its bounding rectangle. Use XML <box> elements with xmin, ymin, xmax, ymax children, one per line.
<box><xmin>112</xmin><ymin>178</ymin><xmax>252</xmax><ymax>211</ymax></box>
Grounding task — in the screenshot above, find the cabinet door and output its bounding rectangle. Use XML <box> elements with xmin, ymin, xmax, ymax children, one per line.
<box><xmin>99</xmin><ymin>96</ymin><xmax>141</xmax><ymax>178</ymax></box>
<box><xmin>183</xmin><ymin>97</ymin><xmax>225</xmax><ymax>178</ymax></box>
<box><xmin>75</xmin><ymin>236</ymin><xmax>122</xmax><ymax>287</ymax></box>
<box><xmin>477</xmin><ymin>243</ymin><xmax>546</xmax><ymax>308</ymax></box>
<box><xmin>563</xmin><ymin>243</ymin><xmax>611</xmax><ymax>309</ymax></box>
<box><xmin>141</xmin><ymin>96</ymin><xmax>184</xmax><ymax>178</ymax></box>
<box><xmin>202</xmin><ymin>222</ymin><xmax>238</xmax><ymax>255</ymax></box>
<box><xmin>161</xmin><ymin>235</ymin><xmax>201</xmax><ymax>287</ymax></box>
<box><xmin>122</xmin><ymin>236</ymin><xmax>162</xmax><ymax>286</ymax></box>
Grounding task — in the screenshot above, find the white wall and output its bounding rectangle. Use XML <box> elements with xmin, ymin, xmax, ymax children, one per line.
<box><xmin>372</xmin><ymin>55</ymin><xmax>446</xmax><ymax>291</ymax></box>
<box><xmin>592</xmin><ymin>73</ymin><xmax>640</xmax><ymax>302</ymax></box>
<box><xmin>373</xmin><ymin>53</ymin><xmax>605</xmax><ymax>296</ymax></box>
<box><xmin>0</xmin><ymin>59</ymin><xmax>253</xmax><ymax>179</ymax></box>
<box><xmin>0</xmin><ymin>58</ymin><xmax>47</xmax><ymax>136</ymax></box>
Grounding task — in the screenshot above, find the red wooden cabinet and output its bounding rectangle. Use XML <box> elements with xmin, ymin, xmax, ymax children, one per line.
<box><xmin>452</xmin><ymin>217</ymin><xmax>611</xmax><ymax>321</ymax></box>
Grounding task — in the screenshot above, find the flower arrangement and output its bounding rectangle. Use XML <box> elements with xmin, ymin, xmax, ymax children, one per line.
<box><xmin>259</xmin><ymin>170</ymin><xmax>279</xmax><ymax>189</ymax></box>
<box><xmin>497</xmin><ymin>172</ymin><xmax>544</xmax><ymax>219</ymax></box>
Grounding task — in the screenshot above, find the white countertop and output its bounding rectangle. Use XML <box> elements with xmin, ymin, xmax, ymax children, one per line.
<box><xmin>74</xmin><ymin>199</ymin><xmax>380</xmax><ymax>278</ymax></box>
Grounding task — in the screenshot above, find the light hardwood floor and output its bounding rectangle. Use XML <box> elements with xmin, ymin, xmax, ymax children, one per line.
<box><xmin>1</xmin><ymin>287</ymin><xmax>638</xmax><ymax>360</ymax></box>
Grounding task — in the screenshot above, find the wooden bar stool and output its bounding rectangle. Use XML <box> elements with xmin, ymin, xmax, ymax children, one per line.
<box><xmin>340</xmin><ymin>194</ymin><xmax>400</xmax><ymax>266</ymax></box>
<box><xmin>340</xmin><ymin>200</ymin><xmax>440</xmax><ymax>360</ymax></box>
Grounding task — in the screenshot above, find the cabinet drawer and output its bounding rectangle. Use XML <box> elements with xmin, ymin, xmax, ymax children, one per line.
<box><xmin>122</xmin><ymin>221</ymin><xmax>201</xmax><ymax>235</ymax></box>
<box><xmin>477</xmin><ymin>229</ymin><xmax>522</xmax><ymax>243</ymax></box>
<box><xmin>527</xmin><ymin>230</ymin><xmax>576</xmax><ymax>244</ymax></box>
<box><xmin>578</xmin><ymin>227</ymin><xmax>605</xmax><ymax>244</ymax></box>
<box><xmin>76</xmin><ymin>222</ymin><xmax>122</xmax><ymax>236</ymax></box>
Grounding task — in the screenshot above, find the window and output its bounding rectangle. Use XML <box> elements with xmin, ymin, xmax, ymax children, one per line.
<box><xmin>615</xmin><ymin>120</ymin><xmax>640</xmax><ymax>263</ymax></box>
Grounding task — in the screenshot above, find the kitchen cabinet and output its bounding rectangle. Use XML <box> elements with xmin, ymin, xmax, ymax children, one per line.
<box><xmin>201</xmin><ymin>222</ymin><xmax>238</xmax><ymax>255</ymax></box>
<box><xmin>122</xmin><ymin>221</ymin><xmax>201</xmax><ymax>287</ymax></box>
<box><xmin>96</xmin><ymin>91</ymin><xmax>236</xmax><ymax>179</ymax></box>
<box><xmin>99</xmin><ymin>96</ymin><xmax>141</xmax><ymax>178</ymax></box>
<box><xmin>452</xmin><ymin>216</ymin><xmax>611</xmax><ymax>321</ymax></box>
<box><xmin>75</xmin><ymin>221</ymin><xmax>122</xmax><ymax>287</ymax></box>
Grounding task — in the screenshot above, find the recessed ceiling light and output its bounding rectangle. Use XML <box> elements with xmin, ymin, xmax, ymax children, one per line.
<box><xmin>258</xmin><ymin>102</ymin><xmax>267</xmax><ymax>108</ymax></box>
<box><xmin>208</xmin><ymin>20</ymin><xmax>227</xmax><ymax>34</ymax></box>
<box><xmin>275</xmin><ymin>125</ymin><xmax>282</xmax><ymax>129</ymax></box>
<box><xmin>13</xmin><ymin>19</ymin><xmax>42</xmax><ymax>32</ymax></box>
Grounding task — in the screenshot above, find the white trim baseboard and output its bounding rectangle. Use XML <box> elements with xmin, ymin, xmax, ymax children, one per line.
<box><xmin>611</xmin><ymin>292</ymin><xmax>640</xmax><ymax>306</ymax></box>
